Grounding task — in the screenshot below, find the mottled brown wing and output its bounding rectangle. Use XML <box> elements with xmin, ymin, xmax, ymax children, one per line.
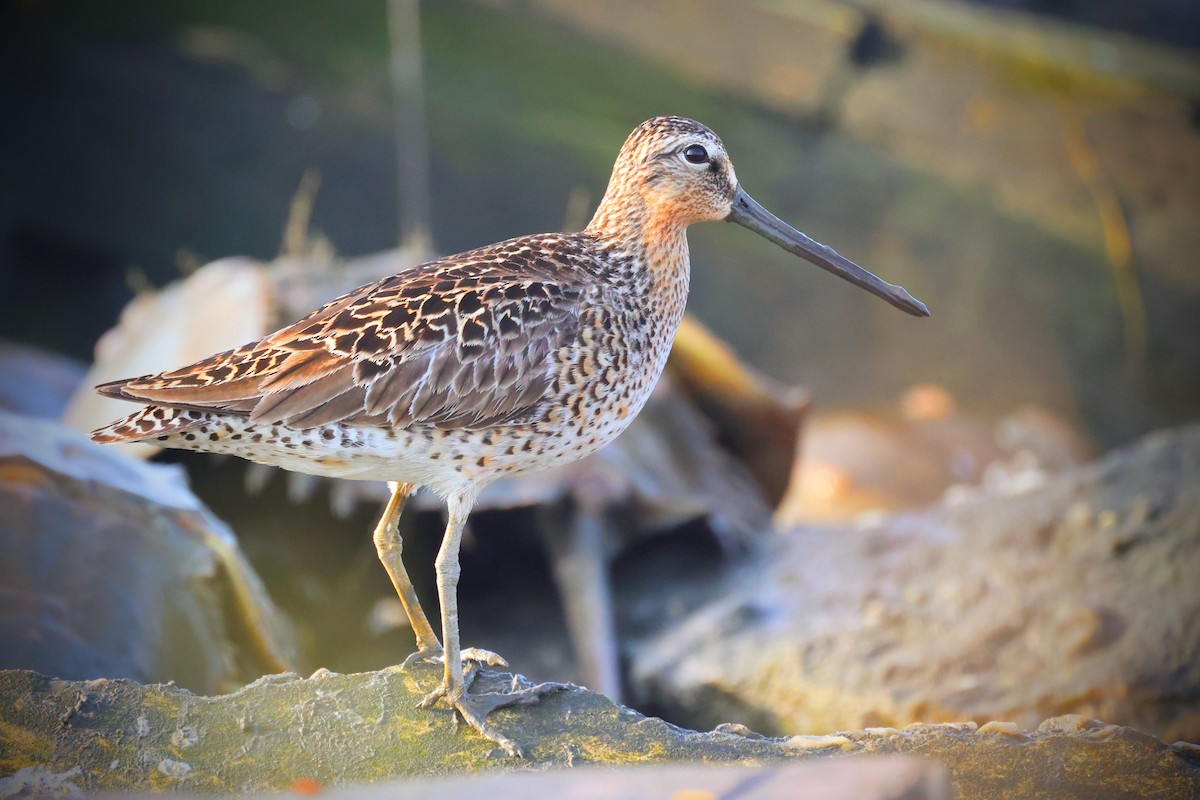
<box><xmin>102</xmin><ymin>237</ymin><xmax>591</xmax><ymax>430</ymax></box>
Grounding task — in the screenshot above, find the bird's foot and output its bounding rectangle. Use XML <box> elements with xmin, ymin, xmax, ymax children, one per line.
<box><xmin>400</xmin><ymin>644</ymin><xmax>507</xmax><ymax>671</ymax></box>
<box><xmin>399</xmin><ymin>643</ymin><xmax>444</xmax><ymax>670</ymax></box>
<box><xmin>459</xmin><ymin>647</ymin><xmax>510</xmax><ymax>668</ymax></box>
<box><xmin>420</xmin><ymin>669</ymin><xmax>572</xmax><ymax>757</ymax></box>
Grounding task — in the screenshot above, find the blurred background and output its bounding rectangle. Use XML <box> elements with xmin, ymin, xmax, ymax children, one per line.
<box><xmin>1</xmin><ymin>0</ymin><xmax>1198</xmax><ymax>741</ymax></box>
<box><xmin>5</xmin><ymin>0</ymin><xmax>1199</xmax><ymax>440</ymax></box>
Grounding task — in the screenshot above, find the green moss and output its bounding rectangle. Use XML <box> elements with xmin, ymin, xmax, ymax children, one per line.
<box><xmin>1</xmin><ymin>669</ymin><xmax>1196</xmax><ymax>796</ymax></box>
<box><xmin>0</xmin><ymin>720</ymin><xmax>55</xmax><ymax>773</ymax></box>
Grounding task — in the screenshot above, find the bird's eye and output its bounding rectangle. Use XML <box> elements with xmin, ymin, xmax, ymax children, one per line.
<box><xmin>682</xmin><ymin>144</ymin><xmax>709</xmax><ymax>165</ymax></box>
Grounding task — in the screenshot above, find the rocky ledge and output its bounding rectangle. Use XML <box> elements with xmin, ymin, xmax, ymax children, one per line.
<box><xmin>1</xmin><ymin>666</ymin><xmax>1196</xmax><ymax>799</ymax></box>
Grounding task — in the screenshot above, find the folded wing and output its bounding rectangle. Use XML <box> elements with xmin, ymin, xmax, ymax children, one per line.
<box><xmin>99</xmin><ymin>244</ymin><xmax>588</xmax><ymax>431</ymax></box>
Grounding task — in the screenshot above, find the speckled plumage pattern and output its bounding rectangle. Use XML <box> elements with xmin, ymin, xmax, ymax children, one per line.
<box><xmin>93</xmin><ymin>117</ymin><xmax>719</xmax><ymax>500</ymax></box>
<box><xmin>91</xmin><ymin>117</ymin><xmax>782</xmax><ymax>755</ymax></box>
<box><xmin>91</xmin><ymin>230</ymin><xmax>676</xmax><ymax>494</ymax></box>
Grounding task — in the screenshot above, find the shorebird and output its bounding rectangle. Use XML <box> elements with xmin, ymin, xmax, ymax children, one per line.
<box><xmin>92</xmin><ymin>116</ymin><xmax>928</xmax><ymax>755</ymax></box>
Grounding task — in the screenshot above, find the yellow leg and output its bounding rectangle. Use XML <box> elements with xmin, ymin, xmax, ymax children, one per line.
<box><xmin>432</xmin><ymin>488</ymin><xmax>471</xmax><ymax>699</ymax></box>
<box><xmin>419</xmin><ymin>488</ymin><xmax>568</xmax><ymax>757</ymax></box>
<box><xmin>372</xmin><ymin>481</ymin><xmax>441</xmax><ymax>657</ymax></box>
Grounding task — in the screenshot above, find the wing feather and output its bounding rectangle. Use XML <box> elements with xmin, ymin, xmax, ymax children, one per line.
<box><xmin>285</xmin><ymin>385</ymin><xmax>369</xmax><ymax>429</ymax></box>
<box><xmin>100</xmin><ymin>235</ymin><xmax>593</xmax><ymax>431</ymax></box>
<box><xmin>250</xmin><ymin>365</ymin><xmax>355</xmax><ymax>424</ymax></box>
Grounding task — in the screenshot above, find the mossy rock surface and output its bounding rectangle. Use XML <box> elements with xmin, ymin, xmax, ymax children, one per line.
<box><xmin>1</xmin><ymin>667</ymin><xmax>1197</xmax><ymax>798</ymax></box>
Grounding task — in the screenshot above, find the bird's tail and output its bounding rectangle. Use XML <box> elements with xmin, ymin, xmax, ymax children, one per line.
<box><xmin>91</xmin><ymin>405</ymin><xmax>205</xmax><ymax>444</ymax></box>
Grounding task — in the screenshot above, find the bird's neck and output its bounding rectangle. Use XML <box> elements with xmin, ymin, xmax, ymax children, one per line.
<box><xmin>585</xmin><ymin>186</ymin><xmax>691</xmax><ymax>387</ymax></box>
<box><xmin>585</xmin><ymin>189</ymin><xmax>691</xmax><ymax>294</ymax></box>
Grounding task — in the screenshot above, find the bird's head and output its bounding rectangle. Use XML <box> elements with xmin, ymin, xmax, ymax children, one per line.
<box><xmin>593</xmin><ymin>116</ymin><xmax>738</xmax><ymax>227</ymax></box>
<box><xmin>589</xmin><ymin>116</ymin><xmax>929</xmax><ymax>317</ymax></box>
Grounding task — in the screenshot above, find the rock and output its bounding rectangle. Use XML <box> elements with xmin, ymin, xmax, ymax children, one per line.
<box><xmin>631</xmin><ymin>425</ymin><xmax>1200</xmax><ymax>742</ymax></box>
<box><xmin>776</xmin><ymin>385</ymin><xmax>1093</xmax><ymax>525</ymax></box>
<box><xmin>0</xmin><ymin>411</ymin><xmax>296</xmax><ymax>694</ymax></box>
<box><xmin>0</xmin><ymin>667</ymin><xmax>1196</xmax><ymax>798</ymax></box>
<box><xmin>0</xmin><ymin>341</ymin><xmax>87</xmax><ymax>420</ymax></box>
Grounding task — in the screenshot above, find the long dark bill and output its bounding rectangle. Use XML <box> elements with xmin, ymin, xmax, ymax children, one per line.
<box><xmin>727</xmin><ymin>187</ymin><xmax>930</xmax><ymax>317</ymax></box>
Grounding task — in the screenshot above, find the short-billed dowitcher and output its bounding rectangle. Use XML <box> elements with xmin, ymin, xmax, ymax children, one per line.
<box><xmin>93</xmin><ymin>116</ymin><xmax>928</xmax><ymax>755</ymax></box>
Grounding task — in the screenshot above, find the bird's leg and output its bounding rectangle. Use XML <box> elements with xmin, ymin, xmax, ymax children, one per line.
<box><xmin>374</xmin><ymin>482</ymin><xmax>506</xmax><ymax>671</ymax></box>
<box><xmin>372</xmin><ymin>481</ymin><xmax>443</xmax><ymax>662</ymax></box>
<box><xmin>418</xmin><ymin>488</ymin><xmax>570</xmax><ymax>757</ymax></box>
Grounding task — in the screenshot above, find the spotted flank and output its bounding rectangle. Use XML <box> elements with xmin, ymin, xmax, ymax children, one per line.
<box><xmin>91</xmin><ymin>404</ymin><xmax>206</xmax><ymax>444</ymax></box>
